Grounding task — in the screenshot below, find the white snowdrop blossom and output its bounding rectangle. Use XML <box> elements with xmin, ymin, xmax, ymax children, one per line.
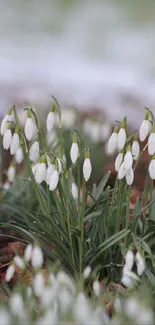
<box><xmin>46</xmin><ymin>106</ymin><xmax>55</xmax><ymax>132</ymax></box>
<box><xmin>33</xmin><ymin>272</ymin><xmax>45</xmax><ymax>297</ymax></box>
<box><xmin>83</xmin><ymin>266</ymin><xmax>92</xmax><ymax>279</ymax></box>
<box><xmin>10</xmin><ymin>132</ymin><xmax>20</xmax><ymax>155</ymax></box>
<box><xmin>107</xmin><ymin>126</ymin><xmax>118</xmax><ymax>154</ymax></box>
<box><xmin>132</xmin><ymin>139</ymin><xmax>140</xmax><ymax>160</ymax></box>
<box><xmin>126</xmin><ymin>167</ymin><xmax>134</xmax><ymax>185</ymax></box>
<box><xmin>121</xmin><ymin>266</ymin><xmax>140</xmax><ymax>289</ymax></box>
<box><xmin>15</xmin><ymin>146</ymin><xmax>24</xmax><ymax>164</ymax></box>
<box><xmin>46</xmin><ymin>163</ymin><xmax>55</xmax><ymax>185</ymax></box>
<box><xmin>83</xmin><ymin>149</ymin><xmax>92</xmax><ymax>182</ymax></box>
<box><xmin>92</xmin><ymin>280</ymin><xmax>101</xmax><ymax>296</ymax></box>
<box><xmin>0</xmin><ymin>308</ymin><xmax>11</xmax><ymax>325</ymax></box>
<box><xmin>136</xmin><ymin>251</ymin><xmax>145</xmax><ymax>276</ymax></box>
<box><xmin>57</xmin><ymin>158</ymin><xmax>62</xmax><ymax>174</ymax></box>
<box><xmin>35</xmin><ymin>158</ymin><xmax>46</xmax><ymax>184</ymax></box>
<box><xmin>70</xmin><ymin>142</ymin><xmax>78</xmax><ymax>164</ymax></box>
<box><xmin>139</xmin><ymin>112</ymin><xmax>150</xmax><ymax>142</ymax></box>
<box><xmin>24</xmin><ymin>244</ymin><xmax>33</xmax><ymax>262</ymax></box>
<box><xmin>3</xmin><ymin>128</ymin><xmax>12</xmax><ymax>150</ymax></box>
<box><xmin>56</xmin><ymin>271</ymin><xmax>75</xmax><ymax>294</ymax></box>
<box><xmin>14</xmin><ymin>256</ymin><xmax>25</xmax><ymax>269</ymax></box>
<box><xmin>148</xmin><ymin>125</ymin><xmax>155</xmax><ymax>155</ymax></box>
<box><xmin>117</xmin><ymin>124</ymin><xmax>126</xmax><ymax>150</ymax></box>
<box><xmin>31</xmin><ymin>246</ymin><xmax>44</xmax><ymax>269</ymax></box>
<box><xmin>49</xmin><ymin>169</ymin><xmax>59</xmax><ymax>191</ymax></box>
<box><xmin>71</xmin><ymin>182</ymin><xmax>78</xmax><ymax>200</ymax></box>
<box><xmin>125</xmin><ymin>250</ymin><xmax>134</xmax><ymax>270</ymax></box>
<box><xmin>115</xmin><ymin>152</ymin><xmax>123</xmax><ymax>172</ymax></box>
<box><xmin>5</xmin><ymin>264</ymin><xmax>15</xmax><ymax>282</ymax></box>
<box><xmin>73</xmin><ymin>292</ymin><xmax>92</xmax><ymax>324</ymax></box>
<box><xmin>7</xmin><ymin>164</ymin><xmax>16</xmax><ymax>183</ymax></box>
<box><xmin>149</xmin><ymin>158</ymin><xmax>155</xmax><ymax>179</ymax></box>
<box><xmin>0</xmin><ymin>108</ymin><xmax>13</xmax><ymax>135</ymax></box>
<box><xmin>24</xmin><ymin>111</ymin><xmax>36</xmax><ymax>141</ymax></box>
<box><xmin>29</xmin><ymin>140</ymin><xmax>40</xmax><ymax>162</ymax></box>
<box><xmin>124</xmin><ymin>149</ymin><xmax>133</xmax><ymax>169</ymax></box>
<box><xmin>9</xmin><ymin>293</ymin><xmax>24</xmax><ymax>315</ymax></box>
<box><xmin>118</xmin><ymin>162</ymin><xmax>128</xmax><ymax>180</ymax></box>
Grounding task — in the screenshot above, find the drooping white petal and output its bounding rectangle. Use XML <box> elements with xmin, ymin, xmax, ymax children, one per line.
<box><xmin>70</xmin><ymin>143</ymin><xmax>78</xmax><ymax>164</ymax></box>
<box><xmin>15</xmin><ymin>147</ymin><xmax>24</xmax><ymax>164</ymax></box>
<box><xmin>92</xmin><ymin>280</ymin><xmax>101</xmax><ymax>297</ymax></box>
<box><xmin>49</xmin><ymin>169</ymin><xmax>59</xmax><ymax>191</ymax></box>
<box><xmin>149</xmin><ymin>159</ymin><xmax>155</xmax><ymax>179</ymax></box>
<box><xmin>71</xmin><ymin>182</ymin><xmax>78</xmax><ymax>200</ymax></box>
<box><xmin>148</xmin><ymin>133</ymin><xmax>155</xmax><ymax>155</ymax></box>
<box><xmin>0</xmin><ymin>308</ymin><xmax>11</xmax><ymax>325</ymax></box>
<box><xmin>136</xmin><ymin>251</ymin><xmax>145</xmax><ymax>276</ymax></box>
<box><xmin>5</xmin><ymin>264</ymin><xmax>15</xmax><ymax>282</ymax></box>
<box><xmin>126</xmin><ymin>168</ymin><xmax>134</xmax><ymax>185</ymax></box>
<box><xmin>57</xmin><ymin>158</ymin><xmax>62</xmax><ymax>174</ymax></box>
<box><xmin>7</xmin><ymin>165</ymin><xmax>15</xmax><ymax>183</ymax></box>
<box><xmin>33</xmin><ymin>272</ymin><xmax>45</xmax><ymax>297</ymax></box>
<box><xmin>132</xmin><ymin>140</ymin><xmax>140</xmax><ymax>160</ymax></box>
<box><xmin>117</xmin><ymin>128</ymin><xmax>126</xmax><ymax>150</ymax></box>
<box><xmin>83</xmin><ymin>158</ymin><xmax>92</xmax><ymax>182</ymax></box>
<box><xmin>14</xmin><ymin>256</ymin><xmax>25</xmax><ymax>269</ymax></box>
<box><xmin>115</xmin><ymin>152</ymin><xmax>123</xmax><ymax>172</ymax></box>
<box><xmin>29</xmin><ymin>141</ymin><xmax>40</xmax><ymax>162</ymax></box>
<box><xmin>0</xmin><ymin>113</ymin><xmax>12</xmax><ymax>135</ymax></box>
<box><xmin>9</xmin><ymin>293</ymin><xmax>24</xmax><ymax>315</ymax></box>
<box><xmin>10</xmin><ymin>133</ymin><xmax>20</xmax><ymax>155</ymax></box>
<box><xmin>107</xmin><ymin>132</ymin><xmax>118</xmax><ymax>154</ymax></box>
<box><xmin>83</xmin><ymin>266</ymin><xmax>91</xmax><ymax>279</ymax></box>
<box><xmin>139</xmin><ymin>119</ymin><xmax>149</xmax><ymax>142</ymax></box>
<box><xmin>24</xmin><ymin>117</ymin><xmax>36</xmax><ymax>141</ymax></box>
<box><xmin>46</xmin><ymin>111</ymin><xmax>55</xmax><ymax>132</ymax></box>
<box><xmin>31</xmin><ymin>246</ymin><xmax>44</xmax><ymax>269</ymax></box>
<box><xmin>46</xmin><ymin>164</ymin><xmax>55</xmax><ymax>185</ymax></box>
<box><xmin>24</xmin><ymin>244</ymin><xmax>33</xmax><ymax>262</ymax></box>
<box><xmin>124</xmin><ymin>151</ymin><xmax>133</xmax><ymax>169</ymax></box>
<box><xmin>118</xmin><ymin>162</ymin><xmax>128</xmax><ymax>179</ymax></box>
<box><xmin>125</xmin><ymin>250</ymin><xmax>134</xmax><ymax>270</ymax></box>
<box><xmin>35</xmin><ymin>163</ymin><xmax>46</xmax><ymax>184</ymax></box>
<box><xmin>3</xmin><ymin>129</ymin><xmax>12</xmax><ymax>150</ymax></box>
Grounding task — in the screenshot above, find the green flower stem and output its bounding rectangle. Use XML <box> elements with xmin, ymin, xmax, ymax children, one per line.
<box><xmin>134</xmin><ymin>143</ymin><xmax>148</xmax><ymax>172</ymax></box>
<box><xmin>124</xmin><ymin>186</ymin><xmax>131</xmax><ymax>248</ymax></box>
<box><xmin>108</xmin><ymin>179</ymin><xmax>118</xmax><ymax>229</ymax></box>
<box><xmin>79</xmin><ymin>179</ymin><xmax>86</xmax><ymax>275</ymax></box>
<box><xmin>115</xmin><ymin>179</ymin><xmax>124</xmax><ymax>233</ymax></box>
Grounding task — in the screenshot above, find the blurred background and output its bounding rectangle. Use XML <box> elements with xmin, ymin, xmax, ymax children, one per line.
<box><xmin>0</xmin><ymin>0</ymin><xmax>155</xmax><ymax>127</ymax></box>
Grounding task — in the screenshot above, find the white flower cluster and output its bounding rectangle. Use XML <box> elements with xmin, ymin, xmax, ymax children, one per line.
<box><xmin>121</xmin><ymin>249</ymin><xmax>145</xmax><ymax>289</ymax></box>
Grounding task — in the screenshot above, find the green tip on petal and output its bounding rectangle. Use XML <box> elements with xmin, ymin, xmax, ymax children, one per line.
<box><xmin>151</xmin><ymin>123</ymin><xmax>155</xmax><ymax>133</ymax></box>
<box><xmin>85</xmin><ymin>148</ymin><xmax>90</xmax><ymax>159</ymax></box>
<box><xmin>120</xmin><ymin>120</ymin><xmax>126</xmax><ymax>129</ymax></box>
<box><xmin>144</xmin><ymin>111</ymin><xmax>149</xmax><ymax>120</ymax></box>
<box><xmin>126</xmin><ymin>144</ymin><xmax>131</xmax><ymax>151</ymax></box>
<box><xmin>27</xmin><ymin>110</ymin><xmax>32</xmax><ymax>118</ymax></box>
<box><xmin>7</xmin><ymin>122</ymin><xmax>12</xmax><ymax>130</ymax></box>
<box><xmin>151</xmin><ymin>153</ymin><xmax>155</xmax><ymax>160</ymax></box>
<box><xmin>50</xmin><ymin>157</ymin><xmax>55</xmax><ymax>165</ymax></box>
<box><xmin>15</xmin><ymin>125</ymin><xmax>20</xmax><ymax>134</ymax></box>
<box><xmin>133</xmin><ymin>135</ymin><xmax>138</xmax><ymax>142</ymax></box>
<box><xmin>114</xmin><ymin>125</ymin><xmax>119</xmax><ymax>133</ymax></box>
<box><xmin>50</xmin><ymin>105</ymin><xmax>55</xmax><ymax>113</ymax></box>
<box><xmin>72</xmin><ymin>133</ymin><xmax>78</xmax><ymax>143</ymax></box>
<box><xmin>8</xmin><ymin>107</ymin><xmax>13</xmax><ymax>115</ymax></box>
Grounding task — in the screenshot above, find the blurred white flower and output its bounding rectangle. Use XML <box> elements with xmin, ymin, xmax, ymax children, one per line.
<box><xmin>33</xmin><ymin>272</ymin><xmax>45</xmax><ymax>297</ymax></box>
<box><xmin>46</xmin><ymin>107</ymin><xmax>55</xmax><ymax>132</ymax></box>
<box><xmin>0</xmin><ymin>108</ymin><xmax>13</xmax><ymax>135</ymax></box>
<box><xmin>148</xmin><ymin>131</ymin><xmax>155</xmax><ymax>156</ymax></box>
<box><xmin>139</xmin><ymin>113</ymin><xmax>150</xmax><ymax>142</ymax></box>
<box><xmin>71</xmin><ymin>182</ymin><xmax>78</xmax><ymax>200</ymax></box>
<box><xmin>124</xmin><ymin>150</ymin><xmax>133</xmax><ymax>169</ymax></box>
<box><xmin>49</xmin><ymin>169</ymin><xmax>59</xmax><ymax>191</ymax></box>
<box><xmin>92</xmin><ymin>280</ymin><xmax>101</xmax><ymax>297</ymax></box>
<box><xmin>35</xmin><ymin>162</ymin><xmax>46</xmax><ymax>184</ymax></box>
<box><xmin>29</xmin><ymin>140</ymin><xmax>40</xmax><ymax>162</ymax></box>
<box><xmin>115</xmin><ymin>152</ymin><xmax>123</xmax><ymax>172</ymax></box>
<box><xmin>46</xmin><ymin>163</ymin><xmax>55</xmax><ymax>185</ymax></box>
<box><xmin>61</xmin><ymin>108</ymin><xmax>76</xmax><ymax>129</ymax></box>
<box><xmin>7</xmin><ymin>164</ymin><xmax>15</xmax><ymax>183</ymax></box>
<box><xmin>83</xmin><ymin>150</ymin><xmax>92</xmax><ymax>182</ymax></box>
<box><xmin>70</xmin><ymin>142</ymin><xmax>78</xmax><ymax>164</ymax></box>
<box><xmin>15</xmin><ymin>146</ymin><xmax>24</xmax><ymax>164</ymax></box>
<box><xmin>31</xmin><ymin>246</ymin><xmax>44</xmax><ymax>269</ymax></box>
<box><xmin>125</xmin><ymin>250</ymin><xmax>134</xmax><ymax>270</ymax></box>
<box><xmin>107</xmin><ymin>126</ymin><xmax>118</xmax><ymax>154</ymax></box>
<box><xmin>83</xmin><ymin>266</ymin><xmax>92</xmax><ymax>279</ymax></box>
<box><xmin>3</xmin><ymin>129</ymin><xmax>12</xmax><ymax>150</ymax></box>
<box><xmin>100</xmin><ymin>123</ymin><xmax>111</xmax><ymax>141</ymax></box>
<box><xmin>5</xmin><ymin>264</ymin><xmax>15</xmax><ymax>282</ymax></box>
<box><xmin>9</xmin><ymin>293</ymin><xmax>24</xmax><ymax>315</ymax></box>
<box><xmin>56</xmin><ymin>158</ymin><xmax>62</xmax><ymax>174</ymax></box>
<box><xmin>132</xmin><ymin>139</ymin><xmax>140</xmax><ymax>160</ymax></box>
<box><xmin>149</xmin><ymin>159</ymin><xmax>155</xmax><ymax>179</ymax></box>
<box><xmin>118</xmin><ymin>127</ymin><xmax>126</xmax><ymax>150</ymax></box>
<box><xmin>0</xmin><ymin>308</ymin><xmax>11</xmax><ymax>325</ymax></box>
<box><xmin>3</xmin><ymin>181</ymin><xmax>11</xmax><ymax>190</ymax></box>
<box><xmin>136</xmin><ymin>251</ymin><xmax>145</xmax><ymax>276</ymax></box>
<box><xmin>24</xmin><ymin>111</ymin><xmax>36</xmax><ymax>141</ymax></box>
<box><xmin>24</xmin><ymin>244</ymin><xmax>33</xmax><ymax>262</ymax></box>
<box><xmin>73</xmin><ymin>292</ymin><xmax>92</xmax><ymax>324</ymax></box>
<box><xmin>56</xmin><ymin>271</ymin><xmax>75</xmax><ymax>294</ymax></box>
<box><xmin>14</xmin><ymin>256</ymin><xmax>25</xmax><ymax>269</ymax></box>
<box><xmin>126</xmin><ymin>167</ymin><xmax>134</xmax><ymax>185</ymax></box>
<box><xmin>10</xmin><ymin>132</ymin><xmax>20</xmax><ymax>155</ymax></box>
<box><xmin>59</xmin><ymin>288</ymin><xmax>73</xmax><ymax>313</ymax></box>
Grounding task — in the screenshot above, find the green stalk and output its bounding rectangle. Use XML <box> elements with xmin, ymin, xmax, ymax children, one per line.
<box><xmin>124</xmin><ymin>186</ymin><xmax>131</xmax><ymax>248</ymax></box>
<box><xmin>115</xmin><ymin>179</ymin><xmax>124</xmax><ymax>233</ymax></box>
<box><xmin>79</xmin><ymin>179</ymin><xmax>86</xmax><ymax>275</ymax></box>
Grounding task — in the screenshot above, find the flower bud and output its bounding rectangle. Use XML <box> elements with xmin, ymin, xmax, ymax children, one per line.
<box><xmin>117</xmin><ymin>121</ymin><xmax>126</xmax><ymax>150</ymax></box>
<box><xmin>92</xmin><ymin>280</ymin><xmax>101</xmax><ymax>297</ymax></box>
<box><xmin>115</xmin><ymin>152</ymin><xmax>123</xmax><ymax>172</ymax></box>
<box><xmin>118</xmin><ymin>162</ymin><xmax>127</xmax><ymax>180</ymax></box>
<box><xmin>9</xmin><ymin>293</ymin><xmax>24</xmax><ymax>315</ymax></box>
<box><xmin>10</xmin><ymin>131</ymin><xmax>20</xmax><ymax>155</ymax></box>
<box><xmin>24</xmin><ymin>110</ymin><xmax>36</xmax><ymax>141</ymax></box>
<box><xmin>125</xmin><ymin>250</ymin><xmax>134</xmax><ymax>270</ymax></box>
<box><xmin>136</xmin><ymin>251</ymin><xmax>145</xmax><ymax>276</ymax></box>
<box><xmin>107</xmin><ymin>126</ymin><xmax>118</xmax><ymax>154</ymax></box>
<box><xmin>35</xmin><ymin>157</ymin><xmax>46</xmax><ymax>184</ymax></box>
<box><xmin>71</xmin><ymin>182</ymin><xmax>78</xmax><ymax>200</ymax></box>
<box><xmin>7</xmin><ymin>163</ymin><xmax>15</xmax><ymax>183</ymax></box>
<box><xmin>70</xmin><ymin>134</ymin><xmax>78</xmax><ymax>164</ymax></box>
<box><xmin>139</xmin><ymin>112</ymin><xmax>150</xmax><ymax>142</ymax></box>
<box><xmin>14</xmin><ymin>256</ymin><xmax>25</xmax><ymax>270</ymax></box>
<box><xmin>83</xmin><ymin>266</ymin><xmax>91</xmax><ymax>279</ymax></box>
<box><xmin>124</xmin><ymin>146</ymin><xmax>133</xmax><ymax>169</ymax></box>
<box><xmin>46</xmin><ymin>106</ymin><xmax>55</xmax><ymax>132</ymax></box>
<box><xmin>49</xmin><ymin>169</ymin><xmax>59</xmax><ymax>191</ymax></box>
<box><xmin>5</xmin><ymin>264</ymin><xmax>15</xmax><ymax>282</ymax></box>
<box><xmin>0</xmin><ymin>108</ymin><xmax>13</xmax><ymax>135</ymax></box>
<box><xmin>31</xmin><ymin>245</ymin><xmax>44</xmax><ymax>269</ymax></box>
<box><xmin>15</xmin><ymin>146</ymin><xmax>24</xmax><ymax>164</ymax></box>
<box><xmin>132</xmin><ymin>138</ymin><xmax>140</xmax><ymax>160</ymax></box>
<box><xmin>29</xmin><ymin>140</ymin><xmax>40</xmax><ymax>162</ymax></box>
<box><xmin>149</xmin><ymin>157</ymin><xmax>155</xmax><ymax>179</ymax></box>
<box><xmin>33</xmin><ymin>272</ymin><xmax>45</xmax><ymax>297</ymax></box>
<box><xmin>126</xmin><ymin>167</ymin><xmax>134</xmax><ymax>185</ymax></box>
<box><xmin>3</xmin><ymin>126</ymin><xmax>12</xmax><ymax>150</ymax></box>
<box><xmin>83</xmin><ymin>149</ymin><xmax>92</xmax><ymax>182</ymax></box>
<box><xmin>24</xmin><ymin>244</ymin><xmax>33</xmax><ymax>262</ymax></box>
<box><xmin>148</xmin><ymin>124</ymin><xmax>155</xmax><ymax>156</ymax></box>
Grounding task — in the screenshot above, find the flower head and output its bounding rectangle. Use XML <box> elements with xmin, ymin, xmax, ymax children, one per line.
<box><xmin>29</xmin><ymin>139</ymin><xmax>40</xmax><ymax>162</ymax></box>
<box><xmin>92</xmin><ymin>280</ymin><xmax>101</xmax><ymax>297</ymax></box>
<box><xmin>24</xmin><ymin>110</ymin><xmax>36</xmax><ymax>141</ymax></box>
<box><xmin>5</xmin><ymin>264</ymin><xmax>15</xmax><ymax>282</ymax></box>
<box><xmin>149</xmin><ymin>157</ymin><xmax>155</xmax><ymax>179</ymax></box>
<box><xmin>115</xmin><ymin>152</ymin><xmax>123</xmax><ymax>172</ymax></box>
<box><xmin>117</xmin><ymin>120</ymin><xmax>126</xmax><ymax>150</ymax></box>
<box><xmin>126</xmin><ymin>167</ymin><xmax>134</xmax><ymax>185</ymax></box>
<box><xmin>148</xmin><ymin>123</ymin><xmax>155</xmax><ymax>156</ymax></box>
<box><xmin>136</xmin><ymin>251</ymin><xmax>145</xmax><ymax>276</ymax></box>
<box><xmin>15</xmin><ymin>146</ymin><xmax>24</xmax><ymax>164</ymax></box>
<box><xmin>118</xmin><ymin>162</ymin><xmax>128</xmax><ymax>180</ymax></box>
<box><xmin>107</xmin><ymin>126</ymin><xmax>118</xmax><ymax>154</ymax></box>
<box><xmin>35</xmin><ymin>156</ymin><xmax>46</xmax><ymax>184</ymax></box>
<box><xmin>7</xmin><ymin>163</ymin><xmax>15</xmax><ymax>183</ymax></box>
<box><xmin>124</xmin><ymin>146</ymin><xmax>133</xmax><ymax>169</ymax></box>
<box><xmin>0</xmin><ymin>107</ymin><xmax>13</xmax><ymax>135</ymax></box>
<box><xmin>46</xmin><ymin>105</ymin><xmax>55</xmax><ymax>132</ymax></box>
<box><xmin>71</xmin><ymin>182</ymin><xmax>78</xmax><ymax>200</ymax></box>
<box><xmin>24</xmin><ymin>244</ymin><xmax>33</xmax><ymax>262</ymax></box>
<box><xmin>83</xmin><ymin>149</ymin><xmax>92</xmax><ymax>182</ymax></box>
<box><xmin>132</xmin><ymin>137</ymin><xmax>140</xmax><ymax>160</ymax></box>
<box><xmin>70</xmin><ymin>133</ymin><xmax>79</xmax><ymax>164</ymax></box>
<box><xmin>31</xmin><ymin>245</ymin><xmax>44</xmax><ymax>269</ymax></box>
<box><xmin>10</xmin><ymin>129</ymin><xmax>20</xmax><ymax>155</ymax></box>
<box><xmin>139</xmin><ymin>111</ymin><xmax>150</xmax><ymax>142</ymax></box>
<box><xmin>125</xmin><ymin>249</ymin><xmax>134</xmax><ymax>270</ymax></box>
<box><xmin>46</xmin><ymin>160</ymin><xmax>55</xmax><ymax>185</ymax></box>
<box><xmin>3</xmin><ymin>125</ymin><xmax>12</xmax><ymax>150</ymax></box>
<box><xmin>49</xmin><ymin>168</ymin><xmax>59</xmax><ymax>191</ymax></box>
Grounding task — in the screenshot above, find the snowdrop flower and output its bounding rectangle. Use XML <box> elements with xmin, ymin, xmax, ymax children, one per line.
<box><xmin>149</xmin><ymin>157</ymin><xmax>155</xmax><ymax>179</ymax></box>
<box><xmin>83</xmin><ymin>266</ymin><xmax>92</xmax><ymax>279</ymax></box>
<box><xmin>59</xmin><ymin>288</ymin><xmax>73</xmax><ymax>314</ymax></box>
<box><xmin>124</xmin><ymin>146</ymin><xmax>133</xmax><ymax>169</ymax></box>
<box><xmin>139</xmin><ymin>111</ymin><xmax>150</xmax><ymax>142</ymax></box>
<box><xmin>121</xmin><ymin>266</ymin><xmax>140</xmax><ymax>289</ymax></box>
<box><xmin>24</xmin><ymin>110</ymin><xmax>36</xmax><ymax>141</ymax></box>
<box><xmin>40</xmin><ymin>287</ymin><xmax>56</xmax><ymax>308</ymax></box>
<box><xmin>31</xmin><ymin>245</ymin><xmax>44</xmax><ymax>269</ymax></box>
<box><xmin>92</xmin><ymin>280</ymin><xmax>101</xmax><ymax>296</ymax></box>
<box><xmin>46</xmin><ymin>161</ymin><xmax>55</xmax><ymax>185</ymax></box>
<box><xmin>26</xmin><ymin>286</ymin><xmax>32</xmax><ymax>298</ymax></box>
<box><xmin>5</xmin><ymin>264</ymin><xmax>15</xmax><ymax>282</ymax></box>
<box><xmin>73</xmin><ymin>292</ymin><xmax>92</xmax><ymax>324</ymax></box>
<box><xmin>70</xmin><ymin>133</ymin><xmax>79</xmax><ymax>164</ymax></box>
<box><xmin>15</xmin><ymin>146</ymin><xmax>24</xmax><ymax>164</ymax></box>
<box><xmin>0</xmin><ymin>107</ymin><xmax>13</xmax><ymax>135</ymax></box>
<box><xmin>56</xmin><ymin>157</ymin><xmax>62</xmax><ymax>174</ymax></box>
<box><xmin>118</xmin><ymin>162</ymin><xmax>128</xmax><ymax>180</ymax></box>
<box><xmin>132</xmin><ymin>137</ymin><xmax>140</xmax><ymax>160</ymax></box>
<box><xmin>37</xmin><ymin>307</ymin><xmax>58</xmax><ymax>325</ymax></box>
<box><xmin>56</xmin><ymin>271</ymin><xmax>75</xmax><ymax>294</ymax></box>
<box><xmin>7</xmin><ymin>163</ymin><xmax>15</xmax><ymax>183</ymax></box>
<box><xmin>0</xmin><ymin>308</ymin><xmax>11</xmax><ymax>325</ymax></box>
<box><xmin>46</xmin><ymin>105</ymin><xmax>55</xmax><ymax>132</ymax></box>
<box><xmin>126</xmin><ymin>167</ymin><xmax>134</xmax><ymax>185</ymax></box>
<box><xmin>117</xmin><ymin>120</ymin><xmax>127</xmax><ymax>150</ymax></box>
<box><xmin>61</xmin><ymin>108</ymin><xmax>76</xmax><ymax>129</ymax></box>
<box><xmin>33</xmin><ymin>272</ymin><xmax>45</xmax><ymax>297</ymax></box>
<box><xmin>10</xmin><ymin>130</ymin><xmax>20</xmax><ymax>155</ymax></box>
<box><xmin>148</xmin><ymin>124</ymin><xmax>155</xmax><ymax>155</ymax></box>
<box><xmin>24</xmin><ymin>244</ymin><xmax>33</xmax><ymax>262</ymax></box>
<box><xmin>89</xmin><ymin>121</ymin><xmax>100</xmax><ymax>143</ymax></box>
<box><xmin>83</xmin><ymin>149</ymin><xmax>92</xmax><ymax>182</ymax></box>
<box><xmin>3</xmin><ymin>125</ymin><xmax>12</xmax><ymax>150</ymax></box>
<box><xmin>29</xmin><ymin>139</ymin><xmax>40</xmax><ymax>162</ymax></box>
<box><xmin>125</xmin><ymin>249</ymin><xmax>134</xmax><ymax>270</ymax></box>
<box><xmin>35</xmin><ymin>156</ymin><xmax>46</xmax><ymax>184</ymax></box>
<box><xmin>115</xmin><ymin>152</ymin><xmax>123</xmax><ymax>172</ymax></box>
<box><xmin>136</xmin><ymin>251</ymin><xmax>145</xmax><ymax>276</ymax></box>
<box><xmin>14</xmin><ymin>256</ymin><xmax>25</xmax><ymax>269</ymax></box>
<box><xmin>107</xmin><ymin>125</ymin><xmax>118</xmax><ymax>154</ymax></box>
<box><xmin>9</xmin><ymin>293</ymin><xmax>24</xmax><ymax>315</ymax></box>
<box><xmin>71</xmin><ymin>182</ymin><xmax>78</xmax><ymax>200</ymax></box>
<box><xmin>49</xmin><ymin>168</ymin><xmax>59</xmax><ymax>191</ymax></box>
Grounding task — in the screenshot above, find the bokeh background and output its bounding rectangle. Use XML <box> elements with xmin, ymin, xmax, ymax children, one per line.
<box><xmin>0</xmin><ymin>0</ymin><xmax>155</xmax><ymax>127</ymax></box>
